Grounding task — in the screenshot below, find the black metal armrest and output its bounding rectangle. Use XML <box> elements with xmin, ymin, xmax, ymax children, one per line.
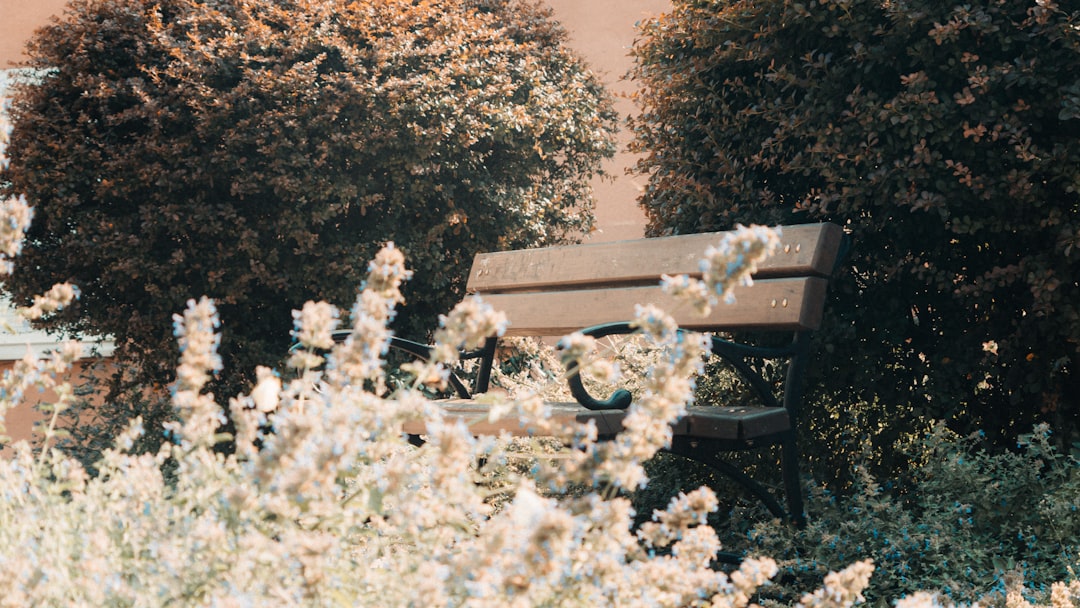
<box><xmin>320</xmin><ymin>330</ymin><xmax>474</xmax><ymax>399</ymax></box>
<box><xmin>706</xmin><ymin>336</ymin><xmax>801</xmax><ymax>411</ymax></box>
<box><xmin>564</xmin><ymin>322</ymin><xmax>637</xmax><ymax>411</ymax></box>
<box><xmin>387</xmin><ymin>336</ymin><xmax>474</xmax><ymax>399</ymax></box>
<box><xmin>564</xmin><ymin>323</ymin><xmax>809</xmax><ymax>414</ymax></box>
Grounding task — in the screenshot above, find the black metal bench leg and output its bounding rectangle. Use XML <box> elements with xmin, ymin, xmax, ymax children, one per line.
<box><xmin>665</xmin><ymin>438</ymin><xmax>788</xmax><ymax>521</ymax></box>
<box><xmin>780</xmin><ymin>434</ymin><xmax>806</xmax><ymax>528</ymax></box>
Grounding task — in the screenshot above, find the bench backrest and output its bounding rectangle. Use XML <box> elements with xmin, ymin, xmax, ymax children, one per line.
<box><xmin>466</xmin><ymin>223</ymin><xmax>844</xmax><ymax>336</ymax></box>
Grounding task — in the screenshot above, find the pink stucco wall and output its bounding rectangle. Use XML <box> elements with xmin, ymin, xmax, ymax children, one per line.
<box><xmin>544</xmin><ymin>0</ymin><xmax>670</xmax><ymax>242</ymax></box>
<box><xmin>0</xmin><ymin>0</ymin><xmax>68</xmax><ymax>65</ymax></box>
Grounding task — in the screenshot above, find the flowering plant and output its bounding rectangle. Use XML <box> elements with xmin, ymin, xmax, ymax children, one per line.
<box><xmin>0</xmin><ymin>236</ymin><xmax>774</xmax><ymax>605</ymax></box>
<box><xmin>0</xmin><ymin>239</ymin><xmax>1076</xmax><ymax>605</ymax></box>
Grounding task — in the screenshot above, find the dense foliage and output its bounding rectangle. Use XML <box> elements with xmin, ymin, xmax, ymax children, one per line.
<box><xmin>628</xmin><ymin>0</ymin><xmax>1080</xmax><ymax>471</ymax></box>
<box><xmin>734</xmin><ymin>424</ymin><xmax>1080</xmax><ymax>608</ymax></box>
<box><xmin>1</xmin><ymin>0</ymin><xmax>616</xmax><ymax>402</ymax></box>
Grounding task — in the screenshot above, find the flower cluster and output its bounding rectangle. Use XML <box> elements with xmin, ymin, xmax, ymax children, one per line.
<box><xmin>662</xmin><ymin>224</ymin><xmax>782</xmax><ymax>315</ymax></box>
<box><xmin>17</xmin><ymin>281</ymin><xmax>80</xmax><ymax>321</ymax></box>
<box><xmin>798</xmin><ymin>560</ymin><xmax>876</xmax><ymax>608</ymax></box>
<box><xmin>0</xmin><ymin>195</ymin><xmax>32</xmax><ymax>274</ymax></box>
<box><xmin>425</xmin><ymin>295</ymin><xmax>509</xmax><ymax>377</ymax></box>
<box><xmin>555</xmin><ymin>332</ymin><xmax>620</xmax><ymax>387</ymax></box>
<box><xmin>0</xmin><ymin>111</ymin><xmax>33</xmax><ymax>273</ymax></box>
<box><xmin>166</xmin><ymin>296</ymin><xmax>224</xmax><ymax>450</ymax></box>
<box><xmin>292</xmin><ymin>300</ymin><xmax>341</xmax><ymax>352</ymax></box>
<box><xmin>319</xmin><ymin>243</ymin><xmax>413</xmax><ymax>391</ymax></box>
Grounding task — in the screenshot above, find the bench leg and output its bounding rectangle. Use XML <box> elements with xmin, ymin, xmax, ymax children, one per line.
<box><xmin>781</xmin><ymin>434</ymin><xmax>806</xmax><ymax>528</ymax></box>
<box><xmin>666</xmin><ymin>435</ymin><xmax>805</xmax><ymax>527</ymax></box>
<box><xmin>666</xmin><ymin>437</ymin><xmax>786</xmax><ymax>521</ymax></box>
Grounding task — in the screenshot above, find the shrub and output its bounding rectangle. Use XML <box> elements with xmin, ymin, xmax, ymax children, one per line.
<box><xmin>733</xmin><ymin>424</ymin><xmax>1080</xmax><ymax>608</ymax></box>
<box><xmin>628</xmin><ymin>0</ymin><xmax>1080</xmax><ymax>474</ymax></box>
<box><xmin>0</xmin><ymin>0</ymin><xmax>616</xmax><ymax>410</ymax></box>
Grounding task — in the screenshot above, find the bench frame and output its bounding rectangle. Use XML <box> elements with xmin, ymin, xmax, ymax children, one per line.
<box><xmin>389</xmin><ymin>223</ymin><xmax>846</xmax><ymax>528</ymax></box>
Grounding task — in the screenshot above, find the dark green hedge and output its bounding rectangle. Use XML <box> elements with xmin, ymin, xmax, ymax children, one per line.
<box><xmin>629</xmin><ymin>0</ymin><xmax>1080</xmax><ymax>473</ymax></box>
<box><xmin>2</xmin><ymin>0</ymin><xmax>616</xmax><ymax>403</ymax></box>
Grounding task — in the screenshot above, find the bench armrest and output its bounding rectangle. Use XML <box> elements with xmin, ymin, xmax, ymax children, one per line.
<box><xmin>386</xmin><ymin>336</ymin><xmax>476</xmax><ymax>399</ymax></box>
<box><xmin>321</xmin><ymin>330</ymin><xmax>474</xmax><ymax>399</ymax></box>
<box><xmin>566</xmin><ymin>322</ymin><xmax>636</xmax><ymax>411</ymax></box>
<box><xmin>563</xmin><ymin>323</ymin><xmax>808</xmax><ymax>414</ymax></box>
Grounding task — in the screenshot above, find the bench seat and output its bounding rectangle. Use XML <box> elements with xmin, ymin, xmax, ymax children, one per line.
<box><xmin>402</xmin><ymin>402</ymin><xmax>790</xmax><ymax>444</ymax></box>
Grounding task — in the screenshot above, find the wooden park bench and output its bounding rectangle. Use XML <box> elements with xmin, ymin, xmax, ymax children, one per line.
<box><xmin>392</xmin><ymin>222</ymin><xmax>846</xmax><ymax>526</ymax></box>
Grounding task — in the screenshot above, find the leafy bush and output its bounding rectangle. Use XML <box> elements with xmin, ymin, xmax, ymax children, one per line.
<box><xmin>628</xmin><ymin>0</ymin><xmax>1080</xmax><ymax>474</ymax></box>
<box><xmin>732</xmin><ymin>424</ymin><xmax>1080</xmax><ymax>608</ymax></box>
<box><xmin>1</xmin><ymin>0</ymin><xmax>616</xmax><ymax>408</ymax></box>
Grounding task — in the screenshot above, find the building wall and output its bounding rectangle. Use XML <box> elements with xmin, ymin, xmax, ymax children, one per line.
<box><xmin>0</xmin><ymin>0</ymin><xmax>67</xmax><ymax>66</ymax></box>
<box><xmin>0</xmin><ymin>358</ymin><xmax>111</xmax><ymax>454</ymax></box>
<box><xmin>543</xmin><ymin>0</ymin><xmax>669</xmax><ymax>242</ymax></box>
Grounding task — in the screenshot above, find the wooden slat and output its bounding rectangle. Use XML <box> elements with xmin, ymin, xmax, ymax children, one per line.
<box><xmin>467</xmin><ymin>223</ymin><xmax>843</xmax><ymax>294</ymax></box>
<box><xmin>402</xmin><ymin>401</ymin><xmax>790</xmax><ymax>442</ymax></box>
<box><xmin>482</xmin><ymin>277</ymin><xmax>829</xmax><ymax>336</ymax></box>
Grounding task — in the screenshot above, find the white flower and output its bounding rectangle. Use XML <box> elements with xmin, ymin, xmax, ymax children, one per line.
<box><xmin>18</xmin><ymin>281</ymin><xmax>79</xmax><ymax>321</ymax></box>
<box><xmin>291</xmin><ymin>300</ymin><xmax>340</xmax><ymax>351</ymax></box>
<box><xmin>250</xmin><ymin>366</ymin><xmax>281</xmax><ymax>413</ymax></box>
<box><xmin>663</xmin><ymin>224</ymin><xmax>781</xmax><ymax>315</ymax></box>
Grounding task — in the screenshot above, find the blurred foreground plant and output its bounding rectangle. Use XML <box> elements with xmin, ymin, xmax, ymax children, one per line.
<box><xmin>0</xmin><ymin>235</ymin><xmax>792</xmax><ymax>605</ymax></box>
<box><xmin>0</xmin><ymin>239</ymin><xmax>1070</xmax><ymax>605</ymax></box>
